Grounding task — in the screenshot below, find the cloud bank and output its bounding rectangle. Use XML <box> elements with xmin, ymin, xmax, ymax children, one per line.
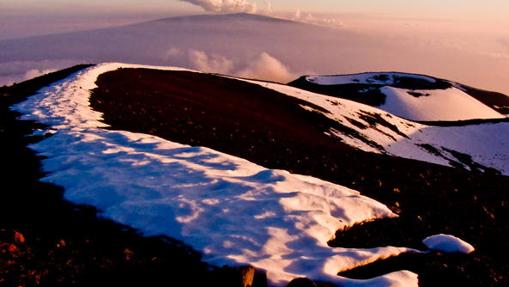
<box><xmin>180</xmin><ymin>0</ymin><xmax>257</xmax><ymax>13</ymax></box>
<box><xmin>24</xmin><ymin>68</ymin><xmax>57</xmax><ymax>80</ymax></box>
<box><xmin>0</xmin><ymin>59</ymin><xmax>80</xmax><ymax>87</ymax></box>
<box><xmin>184</xmin><ymin>49</ymin><xmax>294</xmax><ymax>82</ymax></box>
<box><xmin>188</xmin><ymin>49</ymin><xmax>235</xmax><ymax>74</ymax></box>
<box><xmin>237</xmin><ymin>52</ymin><xmax>294</xmax><ymax>82</ymax></box>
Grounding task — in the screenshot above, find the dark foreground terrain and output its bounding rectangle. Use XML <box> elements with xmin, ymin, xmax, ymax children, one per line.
<box><xmin>90</xmin><ymin>68</ymin><xmax>509</xmax><ymax>286</ymax></box>
<box><xmin>0</xmin><ymin>67</ymin><xmax>268</xmax><ymax>287</ymax></box>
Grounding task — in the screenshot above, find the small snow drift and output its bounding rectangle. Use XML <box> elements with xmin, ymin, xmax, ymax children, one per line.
<box><xmin>423</xmin><ymin>234</ymin><xmax>475</xmax><ymax>254</ymax></box>
<box><xmin>290</xmin><ymin>72</ymin><xmax>509</xmax><ymax>122</ymax></box>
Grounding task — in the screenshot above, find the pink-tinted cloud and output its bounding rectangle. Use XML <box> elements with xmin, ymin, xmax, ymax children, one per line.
<box><xmin>180</xmin><ymin>0</ymin><xmax>256</xmax><ymax>13</ymax></box>
<box><xmin>188</xmin><ymin>49</ymin><xmax>235</xmax><ymax>74</ymax></box>
<box><xmin>183</xmin><ymin>49</ymin><xmax>294</xmax><ymax>82</ymax></box>
<box><xmin>237</xmin><ymin>52</ymin><xmax>294</xmax><ymax>82</ymax></box>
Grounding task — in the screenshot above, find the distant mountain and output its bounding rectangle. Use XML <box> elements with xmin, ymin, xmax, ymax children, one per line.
<box><xmin>290</xmin><ymin>72</ymin><xmax>509</xmax><ymax>121</ymax></box>
<box><xmin>145</xmin><ymin>12</ymin><xmax>298</xmax><ymax>24</ymax></box>
<box><xmin>2</xmin><ymin>13</ymin><xmax>509</xmax><ymax>95</ymax></box>
<box><xmin>0</xmin><ymin>12</ymin><xmax>345</xmax><ymax>76</ymax></box>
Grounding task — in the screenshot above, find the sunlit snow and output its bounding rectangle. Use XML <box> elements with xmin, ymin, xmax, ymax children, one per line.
<box><xmin>379</xmin><ymin>86</ymin><xmax>503</xmax><ymax>121</ymax></box>
<box><xmin>305</xmin><ymin>73</ymin><xmax>505</xmax><ymax>122</ymax></box>
<box><xmin>423</xmin><ymin>234</ymin><xmax>475</xmax><ymax>254</ymax></box>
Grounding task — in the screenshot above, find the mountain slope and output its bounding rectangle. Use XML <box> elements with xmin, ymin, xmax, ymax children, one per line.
<box><xmin>253</xmin><ymin>78</ymin><xmax>508</xmax><ymax>175</ymax></box>
<box><xmin>290</xmin><ymin>72</ymin><xmax>509</xmax><ymax>121</ymax></box>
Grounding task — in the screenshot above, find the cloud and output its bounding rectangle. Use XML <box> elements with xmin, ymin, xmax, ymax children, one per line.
<box><xmin>24</xmin><ymin>68</ymin><xmax>57</xmax><ymax>80</ymax></box>
<box><xmin>188</xmin><ymin>49</ymin><xmax>235</xmax><ymax>74</ymax></box>
<box><xmin>166</xmin><ymin>47</ymin><xmax>183</xmax><ymax>58</ymax></box>
<box><xmin>180</xmin><ymin>0</ymin><xmax>257</xmax><ymax>13</ymax></box>
<box><xmin>294</xmin><ymin>9</ymin><xmax>301</xmax><ymax>20</ymax></box>
<box><xmin>0</xmin><ymin>59</ymin><xmax>81</xmax><ymax>87</ymax></box>
<box><xmin>262</xmin><ymin>0</ymin><xmax>272</xmax><ymax>14</ymax></box>
<box><xmin>178</xmin><ymin>49</ymin><xmax>294</xmax><ymax>82</ymax></box>
<box><xmin>500</xmin><ymin>38</ymin><xmax>509</xmax><ymax>52</ymax></box>
<box><xmin>237</xmin><ymin>52</ymin><xmax>294</xmax><ymax>82</ymax></box>
<box><xmin>289</xmin><ymin>10</ymin><xmax>344</xmax><ymax>28</ymax></box>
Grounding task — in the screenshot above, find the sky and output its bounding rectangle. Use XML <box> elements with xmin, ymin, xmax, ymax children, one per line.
<box><xmin>1</xmin><ymin>0</ymin><xmax>508</xmax><ymax>40</ymax></box>
<box><xmin>2</xmin><ymin>0</ymin><xmax>509</xmax><ymax>19</ymax></box>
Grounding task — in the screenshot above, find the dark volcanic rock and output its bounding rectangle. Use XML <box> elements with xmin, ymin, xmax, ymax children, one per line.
<box><xmin>287</xmin><ymin>277</ymin><xmax>317</xmax><ymax>287</ymax></box>
<box><xmin>289</xmin><ymin>76</ymin><xmax>388</xmax><ymax>107</ymax></box>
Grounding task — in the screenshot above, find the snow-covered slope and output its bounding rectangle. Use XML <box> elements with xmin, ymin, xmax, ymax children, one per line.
<box><xmin>11</xmin><ymin>63</ymin><xmax>495</xmax><ymax>286</ymax></box>
<box><xmin>378</xmin><ymin>86</ymin><xmax>502</xmax><ymax>121</ymax></box>
<box><xmin>293</xmin><ymin>72</ymin><xmax>508</xmax><ymax>121</ymax></box>
<box><xmin>248</xmin><ymin>79</ymin><xmax>509</xmax><ymax>176</ymax></box>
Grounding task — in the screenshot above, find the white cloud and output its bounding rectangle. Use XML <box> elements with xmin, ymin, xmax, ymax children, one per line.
<box><xmin>262</xmin><ymin>0</ymin><xmax>272</xmax><ymax>14</ymax></box>
<box><xmin>294</xmin><ymin>9</ymin><xmax>301</xmax><ymax>20</ymax></box>
<box><xmin>500</xmin><ymin>38</ymin><xmax>509</xmax><ymax>52</ymax></box>
<box><xmin>188</xmin><ymin>49</ymin><xmax>235</xmax><ymax>74</ymax></box>
<box><xmin>180</xmin><ymin>49</ymin><xmax>294</xmax><ymax>82</ymax></box>
<box><xmin>0</xmin><ymin>60</ymin><xmax>81</xmax><ymax>87</ymax></box>
<box><xmin>180</xmin><ymin>0</ymin><xmax>257</xmax><ymax>13</ymax></box>
<box><xmin>166</xmin><ymin>47</ymin><xmax>183</xmax><ymax>58</ymax></box>
<box><xmin>237</xmin><ymin>52</ymin><xmax>294</xmax><ymax>82</ymax></box>
<box><xmin>24</xmin><ymin>68</ymin><xmax>56</xmax><ymax>80</ymax></box>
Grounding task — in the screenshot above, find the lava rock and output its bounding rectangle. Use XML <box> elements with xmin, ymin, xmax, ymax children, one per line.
<box><xmin>286</xmin><ymin>277</ymin><xmax>317</xmax><ymax>287</ymax></box>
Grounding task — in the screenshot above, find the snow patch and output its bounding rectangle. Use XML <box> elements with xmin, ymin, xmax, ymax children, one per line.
<box><xmin>380</xmin><ymin>86</ymin><xmax>504</xmax><ymax>121</ymax></box>
<box><xmin>423</xmin><ymin>234</ymin><xmax>475</xmax><ymax>254</ymax></box>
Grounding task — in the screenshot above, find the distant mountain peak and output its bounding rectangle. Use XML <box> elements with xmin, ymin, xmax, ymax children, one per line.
<box><xmin>149</xmin><ymin>12</ymin><xmax>297</xmax><ymax>25</ymax></box>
